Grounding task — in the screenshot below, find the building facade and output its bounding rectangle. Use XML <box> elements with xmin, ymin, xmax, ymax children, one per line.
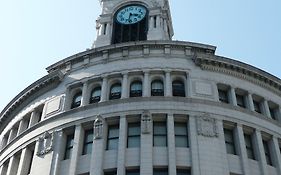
<box><xmin>1</xmin><ymin>0</ymin><xmax>281</xmax><ymax>175</ymax></box>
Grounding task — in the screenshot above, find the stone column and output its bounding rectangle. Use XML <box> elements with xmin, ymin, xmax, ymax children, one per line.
<box><xmin>17</xmin><ymin>119</ymin><xmax>28</xmax><ymax>135</ymax></box>
<box><xmin>165</xmin><ymin>70</ymin><xmax>172</xmax><ymax>97</ymax></box>
<box><xmin>101</xmin><ymin>76</ymin><xmax>108</xmax><ymax>102</ymax></box>
<box><xmin>189</xmin><ymin>116</ymin><xmax>200</xmax><ymax>175</ymax></box>
<box><xmin>253</xmin><ymin>130</ymin><xmax>268</xmax><ymax>175</ymax></box>
<box><xmin>69</xmin><ymin>125</ymin><xmax>83</xmax><ymax>175</ymax></box>
<box><xmin>247</xmin><ymin>93</ymin><xmax>255</xmax><ymax>111</ymax></box>
<box><xmin>230</xmin><ymin>87</ymin><xmax>237</xmax><ymax>106</ymax></box>
<box><xmin>185</xmin><ymin>72</ymin><xmax>191</xmax><ymax>97</ymax></box>
<box><xmin>277</xmin><ymin>107</ymin><xmax>281</xmax><ymax>122</ymax></box>
<box><xmin>149</xmin><ymin>16</ymin><xmax>154</xmax><ymax>30</ymax></box>
<box><xmin>167</xmin><ymin>114</ymin><xmax>177</xmax><ymax>175</ymax></box>
<box><xmin>263</xmin><ymin>99</ymin><xmax>271</xmax><ymax>118</ymax></box>
<box><xmin>17</xmin><ymin>147</ymin><xmax>31</xmax><ymax>175</ymax></box>
<box><xmin>140</xmin><ymin>116</ymin><xmax>153</xmax><ymax>175</ymax></box>
<box><xmin>235</xmin><ymin>125</ymin><xmax>250</xmax><ymax>175</ymax></box>
<box><xmin>156</xmin><ymin>15</ymin><xmax>161</xmax><ymax>28</ymax></box>
<box><xmin>29</xmin><ymin>110</ymin><xmax>40</xmax><ymax>128</ymax></box>
<box><xmin>121</xmin><ymin>72</ymin><xmax>129</xmax><ymax>99</ymax></box>
<box><xmin>81</xmin><ymin>81</ymin><xmax>89</xmax><ymax>106</ymax></box>
<box><xmin>117</xmin><ymin>116</ymin><xmax>127</xmax><ymax>175</ymax></box>
<box><xmin>271</xmin><ymin>137</ymin><xmax>281</xmax><ymax>174</ymax></box>
<box><xmin>63</xmin><ymin>87</ymin><xmax>71</xmax><ymax>111</ymax></box>
<box><xmin>6</xmin><ymin>155</ymin><xmax>19</xmax><ymax>175</ymax></box>
<box><xmin>106</xmin><ymin>23</ymin><xmax>110</xmax><ymax>35</ymax></box>
<box><xmin>143</xmin><ymin>71</ymin><xmax>150</xmax><ymax>97</ymax></box>
<box><xmin>50</xmin><ymin>130</ymin><xmax>63</xmax><ymax>175</ymax></box>
<box><xmin>7</xmin><ymin>129</ymin><xmax>16</xmax><ymax>144</ymax></box>
<box><xmin>90</xmin><ymin>119</ymin><xmax>106</xmax><ymax>175</ymax></box>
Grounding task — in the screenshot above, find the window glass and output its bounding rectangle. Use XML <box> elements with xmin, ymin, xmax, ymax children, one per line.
<box><xmin>83</xmin><ymin>129</ymin><xmax>93</xmax><ymax>155</ymax></box>
<box><xmin>128</xmin><ymin>123</ymin><xmax>141</xmax><ymax>148</ymax></box>
<box><xmin>71</xmin><ymin>92</ymin><xmax>82</xmax><ymax>109</ymax></box>
<box><xmin>110</xmin><ymin>83</ymin><xmax>122</xmax><ymax>99</ymax></box>
<box><xmin>236</xmin><ymin>94</ymin><xmax>246</xmax><ymax>108</ymax></box>
<box><xmin>175</xmin><ymin>122</ymin><xmax>188</xmax><ymax>147</ymax></box>
<box><xmin>244</xmin><ymin>134</ymin><xmax>255</xmax><ymax>160</ymax></box>
<box><xmin>90</xmin><ymin>87</ymin><xmax>101</xmax><ymax>103</ymax></box>
<box><xmin>218</xmin><ymin>89</ymin><xmax>228</xmax><ymax>103</ymax></box>
<box><xmin>263</xmin><ymin>140</ymin><xmax>272</xmax><ymax>165</ymax></box>
<box><xmin>107</xmin><ymin>125</ymin><xmax>119</xmax><ymax>150</ymax></box>
<box><xmin>253</xmin><ymin>100</ymin><xmax>261</xmax><ymax>113</ymax></box>
<box><xmin>64</xmin><ymin>134</ymin><xmax>74</xmax><ymax>159</ymax></box>
<box><xmin>126</xmin><ymin>169</ymin><xmax>140</xmax><ymax>175</ymax></box>
<box><xmin>172</xmin><ymin>80</ymin><xmax>185</xmax><ymax>97</ymax></box>
<box><xmin>151</xmin><ymin>80</ymin><xmax>164</xmax><ymax>96</ymax></box>
<box><xmin>177</xmin><ymin>169</ymin><xmax>191</xmax><ymax>175</ymax></box>
<box><xmin>130</xmin><ymin>81</ymin><xmax>142</xmax><ymax>97</ymax></box>
<box><xmin>153</xmin><ymin>122</ymin><xmax>167</xmax><ymax>147</ymax></box>
<box><xmin>224</xmin><ymin>128</ymin><xmax>236</xmax><ymax>155</ymax></box>
<box><xmin>153</xmin><ymin>169</ymin><xmax>168</xmax><ymax>175</ymax></box>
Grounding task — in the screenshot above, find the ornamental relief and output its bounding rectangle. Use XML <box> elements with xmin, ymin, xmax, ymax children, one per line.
<box><xmin>94</xmin><ymin>115</ymin><xmax>104</xmax><ymax>140</ymax></box>
<box><xmin>141</xmin><ymin>110</ymin><xmax>152</xmax><ymax>134</ymax></box>
<box><xmin>196</xmin><ymin>114</ymin><xmax>218</xmax><ymax>137</ymax></box>
<box><xmin>37</xmin><ymin>131</ymin><xmax>55</xmax><ymax>156</ymax></box>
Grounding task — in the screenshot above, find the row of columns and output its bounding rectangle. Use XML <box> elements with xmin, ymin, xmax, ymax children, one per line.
<box><xmin>46</xmin><ymin>114</ymin><xmax>190</xmax><ymax>175</ymax></box>
<box><xmin>0</xmin><ymin>110</ymin><xmax>42</xmax><ymax>151</ymax></box>
<box><xmin>227</xmin><ymin>87</ymin><xmax>281</xmax><ymax>121</ymax></box>
<box><xmin>231</xmin><ymin>125</ymin><xmax>281</xmax><ymax>175</ymax></box>
<box><xmin>65</xmin><ymin>71</ymin><xmax>191</xmax><ymax>110</ymax></box>
<box><xmin>0</xmin><ymin>145</ymin><xmax>34</xmax><ymax>175</ymax></box>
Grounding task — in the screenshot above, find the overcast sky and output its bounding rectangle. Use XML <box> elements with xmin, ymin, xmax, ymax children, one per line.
<box><xmin>0</xmin><ymin>0</ymin><xmax>281</xmax><ymax>111</ymax></box>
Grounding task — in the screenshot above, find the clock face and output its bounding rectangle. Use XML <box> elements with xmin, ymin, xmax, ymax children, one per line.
<box><xmin>116</xmin><ymin>5</ymin><xmax>147</xmax><ymax>25</ymax></box>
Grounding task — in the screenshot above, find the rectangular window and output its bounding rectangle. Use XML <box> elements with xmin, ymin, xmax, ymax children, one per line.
<box><xmin>236</xmin><ymin>94</ymin><xmax>246</xmax><ymax>108</ymax></box>
<box><xmin>104</xmin><ymin>170</ymin><xmax>117</xmax><ymax>175</ymax></box>
<box><xmin>154</xmin><ymin>168</ymin><xmax>168</xmax><ymax>175</ymax></box>
<box><xmin>127</xmin><ymin>122</ymin><xmax>141</xmax><ymax>148</ymax></box>
<box><xmin>269</xmin><ymin>107</ymin><xmax>277</xmax><ymax>120</ymax></box>
<box><xmin>253</xmin><ymin>100</ymin><xmax>261</xmax><ymax>113</ymax></box>
<box><xmin>107</xmin><ymin>125</ymin><xmax>119</xmax><ymax>150</ymax></box>
<box><xmin>263</xmin><ymin>140</ymin><xmax>272</xmax><ymax>166</ymax></box>
<box><xmin>218</xmin><ymin>89</ymin><xmax>229</xmax><ymax>103</ymax></box>
<box><xmin>244</xmin><ymin>134</ymin><xmax>255</xmax><ymax>160</ymax></box>
<box><xmin>153</xmin><ymin>122</ymin><xmax>167</xmax><ymax>147</ymax></box>
<box><xmin>177</xmin><ymin>169</ymin><xmax>191</xmax><ymax>175</ymax></box>
<box><xmin>175</xmin><ymin>122</ymin><xmax>189</xmax><ymax>147</ymax></box>
<box><xmin>82</xmin><ymin>129</ymin><xmax>93</xmax><ymax>155</ymax></box>
<box><xmin>126</xmin><ymin>169</ymin><xmax>140</xmax><ymax>175</ymax></box>
<box><xmin>64</xmin><ymin>133</ymin><xmax>74</xmax><ymax>159</ymax></box>
<box><xmin>224</xmin><ymin>128</ymin><xmax>236</xmax><ymax>155</ymax></box>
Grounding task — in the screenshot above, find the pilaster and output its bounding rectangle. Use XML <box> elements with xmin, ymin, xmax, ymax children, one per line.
<box><xmin>101</xmin><ymin>76</ymin><xmax>108</xmax><ymax>102</ymax></box>
<box><xmin>17</xmin><ymin>119</ymin><xmax>28</xmax><ymax>135</ymax></box>
<box><xmin>235</xmin><ymin>125</ymin><xmax>250</xmax><ymax>175</ymax></box>
<box><xmin>271</xmin><ymin>137</ymin><xmax>281</xmax><ymax>174</ymax></box>
<box><xmin>253</xmin><ymin>130</ymin><xmax>268</xmax><ymax>175</ymax></box>
<box><xmin>188</xmin><ymin>116</ymin><xmax>200</xmax><ymax>175</ymax></box>
<box><xmin>117</xmin><ymin>116</ymin><xmax>127</xmax><ymax>175</ymax></box>
<box><xmin>69</xmin><ymin>125</ymin><xmax>83</xmax><ymax>175</ymax></box>
<box><xmin>121</xmin><ymin>73</ymin><xmax>129</xmax><ymax>99</ymax></box>
<box><xmin>81</xmin><ymin>81</ymin><xmax>89</xmax><ymax>106</ymax></box>
<box><xmin>143</xmin><ymin>71</ymin><xmax>150</xmax><ymax>97</ymax></box>
<box><xmin>50</xmin><ymin>130</ymin><xmax>63</xmax><ymax>175</ymax></box>
<box><xmin>263</xmin><ymin>99</ymin><xmax>271</xmax><ymax>118</ymax></box>
<box><xmin>6</xmin><ymin>156</ymin><xmax>19</xmax><ymax>175</ymax></box>
<box><xmin>185</xmin><ymin>72</ymin><xmax>191</xmax><ymax>97</ymax></box>
<box><xmin>247</xmin><ymin>93</ymin><xmax>255</xmax><ymax>111</ymax></box>
<box><xmin>165</xmin><ymin>70</ymin><xmax>172</xmax><ymax>97</ymax></box>
<box><xmin>167</xmin><ymin>114</ymin><xmax>176</xmax><ymax>175</ymax></box>
<box><xmin>29</xmin><ymin>110</ymin><xmax>39</xmax><ymax>128</ymax></box>
<box><xmin>230</xmin><ymin>87</ymin><xmax>237</xmax><ymax>106</ymax></box>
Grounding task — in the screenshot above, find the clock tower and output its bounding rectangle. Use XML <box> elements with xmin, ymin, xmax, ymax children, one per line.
<box><xmin>93</xmin><ymin>0</ymin><xmax>174</xmax><ymax>48</ymax></box>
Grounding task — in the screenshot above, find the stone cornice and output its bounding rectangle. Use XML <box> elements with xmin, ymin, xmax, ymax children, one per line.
<box><xmin>46</xmin><ymin>40</ymin><xmax>216</xmax><ymax>73</ymax></box>
<box><xmin>0</xmin><ymin>70</ymin><xmax>64</xmax><ymax>130</ymax></box>
<box><xmin>193</xmin><ymin>53</ymin><xmax>281</xmax><ymax>96</ymax></box>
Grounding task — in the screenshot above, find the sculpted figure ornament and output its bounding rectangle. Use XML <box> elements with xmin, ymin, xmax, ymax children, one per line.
<box><xmin>197</xmin><ymin>114</ymin><xmax>219</xmax><ymax>137</ymax></box>
<box><xmin>141</xmin><ymin>110</ymin><xmax>152</xmax><ymax>134</ymax></box>
<box><xmin>94</xmin><ymin>115</ymin><xmax>104</xmax><ymax>139</ymax></box>
<box><xmin>37</xmin><ymin>131</ymin><xmax>55</xmax><ymax>156</ymax></box>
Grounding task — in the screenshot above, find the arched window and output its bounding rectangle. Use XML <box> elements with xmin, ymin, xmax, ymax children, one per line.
<box><xmin>172</xmin><ymin>80</ymin><xmax>185</xmax><ymax>97</ymax></box>
<box><xmin>71</xmin><ymin>92</ymin><xmax>82</xmax><ymax>109</ymax></box>
<box><xmin>110</xmin><ymin>83</ymin><xmax>122</xmax><ymax>100</ymax></box>
<box><xmin>130</xmin><ymin>81</ymin><xmax>142</xmax><ymax>97</ymax></box>
<box><xmin>90</xmin><ymin>87</ymin><xmax>101</xmax><ymax>104</ymax></box>
<box><xmin>151</xmin><ymin>80</ymin><xmax>164</xmax><ymax>96</ymax></box>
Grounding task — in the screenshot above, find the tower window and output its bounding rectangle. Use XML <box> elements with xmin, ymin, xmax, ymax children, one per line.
<box><xmin>224</xmin><ymin>128</ymin><xmax>236</xmax><ymax>155</ymax></box>
<box><xmin>153</xmin><ymin>121</ymin><xmax>167</xmax><ymax>147</ymax></box>
<box><xmin>218</xmin><ymin>89</ymin><xmax>229</xmax><ymax>103</ymax></box>
<box><xmin>127</xmin><ymin>122</ymin><xmax>141</xmax><ymax>148</ymax></box>
<box><xmin>90</xmin><ymin>87</ymin><xmax>101</xmax><ymax>104</ymax></box>
<box><xmin>175</xmin><ymin>122</ymin><xmax>189</xmax><ymax>147</ymax></box>
<box><xmin>130</xmin><ymin>81</ymin><xmax>142</xmax><ymax>97</ymax></box>
<box><xmin>71</xmin><ymin>92</ymin><xmax>82</xmax><ymax>109</ymax></box>
<box><xmin>82</xmin><ymin>129</ymin><xmax>93</xmax><ymax>155</ymax></box>
<box><xmin>107</xmin><ymin>125</ymin><xmax>119</xmax><ymax>150</ymax></box>
<box><xmin>172</xmin><ymin>80</ymin><xmax>185</xmax><ymax>97</ymax></box>
<box><xmin>151</xmin><ymin>80</ymin><xmax>164</xmax><ymax>96</ymax></box>
<box><xmin>236</xmin><ymin>94</ymin><xmax>246</xmax><ymax>108</ymax></box>
<box><xmin>110</xmin><ymin>83</ymin><xmax>121</xmax><ymax>100</ymax></box>
<box><xmin>64</xmin><ymin>133</ymin><xmax>74</xmax><ymax>159</ymax></box>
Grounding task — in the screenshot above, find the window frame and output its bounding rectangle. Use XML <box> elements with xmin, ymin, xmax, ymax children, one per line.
<box><xmin>172</xmin><ymin>80</ymin><xmax>185</xmax><ymax>97</ymax></box>
<box><xmin>64</xmin><ymin>133</ymin><xmax>74</xmax><ymax>160</ymax></box>
<box><xmin>151</xmin><ymin>80</ymin><xmax>164</xmax><ymax>96</ymax></box>
<box><xmin>130</xmin><ymin>81</ymin><xmax>143</xmax><ymax>97</ymax></box>
<box><xmin>90</xmin><ymin>86</ymin><xmax>101</xmax><ymax>104</ymax></box>
<box><xmin>244</xmin><ymin>133</ymin><xmax>255</xmax><ymax>160</ymax></box>
<box><xmin>127</xmin><ymin>122</ymin><xmax>141</xmax><ymax>148</ymax></box>
<box><xmin>109</xmin><ymin>83</ymin><xmax>122</xmax><ymax>100</ymax></box>
<box><xmin>82</xmin><ymin>129</ymin><xmax>93</xmax><ymax>155</ymax></box>
<box><xmin>153</xmin><ymin>121</ymin><xmax>167</xmax><ymax>147</ymax></box>
<box><xmin>107</xmin><ymin>125</ymin><xmax>119</xmax><ymax>150</ymax></box>
<box><xmin>71</xmin><ymin>92</ymin><xmax>82</xmax><ymax>109</ymax></box>
<box><xmin>224</xmin><ymin>128</ymin><xmax>236</xmax><ymax>155</ymax></box>
<box><xmin>174</xmin><ymin>122</ymin><xmax>189</xmax><ymax>147</ymax></box>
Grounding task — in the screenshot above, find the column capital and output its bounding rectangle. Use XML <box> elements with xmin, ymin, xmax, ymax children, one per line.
<box><xmin>143</xmin><ymin>69</ymin><xmax>150</xmax><ymax>74</ymax></box>
<box><xmin>121</xmin><ymin>71</ymin><xmax>129</xmax><ymax>75</ymax></box>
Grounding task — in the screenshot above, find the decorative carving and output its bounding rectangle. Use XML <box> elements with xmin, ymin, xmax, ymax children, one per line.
<box><xmin>94</xmin><ymin>115</ymin><xmax>104</xmax><ymax>139</ymax></box>
<box><xmin>37</xmin><ymin>131</ymin><xmax>55</xmax><ymax>156</ymax></box>
<box><xmin>197</xmin><ymin>114</ymin><xmax>218</xmax><ymax>137</ymax></box>
<box><xmin>141</xmin><ymin>110</ymin><xmax>152</xmax><ymax>134</ymax></box>
<box><xmin>152</xmin><ymin>0</ymin><xmax>160</xmax><ymax>7</ymax></box>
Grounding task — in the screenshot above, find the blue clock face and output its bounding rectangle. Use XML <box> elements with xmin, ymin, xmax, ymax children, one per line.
<box><xmin>116</xmin><ymin>5</ymin><xmax>147</xmax><ymax>25</ymax></box>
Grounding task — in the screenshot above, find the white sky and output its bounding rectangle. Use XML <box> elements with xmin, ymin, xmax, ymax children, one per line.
<box><xmin>0</xmin><ymin>0</ymin><xmax>281</xmax><ymax>111</ymax></box>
